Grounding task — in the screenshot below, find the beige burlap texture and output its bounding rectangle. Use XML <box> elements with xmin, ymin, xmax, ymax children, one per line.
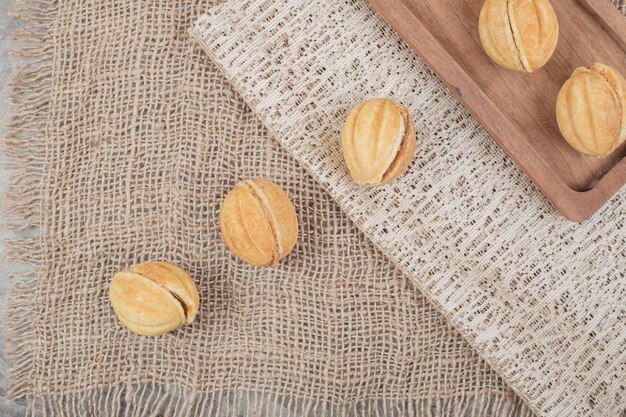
<box><xmin>189</xmin><ymin>1</ymin><xmax>626</xmax><ymax>416</ymax></box>
<box><xmin>2</xmin><ymin>0</ymin><xmax>538</xmax><ymax>415</ymax></box>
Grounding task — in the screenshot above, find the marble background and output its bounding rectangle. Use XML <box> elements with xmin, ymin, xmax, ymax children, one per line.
<box><xmin>1</xmin><ymin>0</ymin><xmax>31</xmax><ymax>414</ymax></box>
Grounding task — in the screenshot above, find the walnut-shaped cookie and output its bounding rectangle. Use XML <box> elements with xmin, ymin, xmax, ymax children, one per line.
<box><xmin>479</xmin><ymin>0</ymin><xmax>559</xmax><ymax>72</ymax></box>
<box><xmin>109</xmin><ymin>262</ymin><xmax>199</xmax><ymax>336</ymax></box>
<box><xmin>556</xmin><ymin>62</ymin><xmax>626</xmax><ymax>157</ymax></box>
<box><xmin>220</xmin><ymin>179</ymin><xmax>298</xmax><ymax>267</ymax></box>
<box><xmin>341</xmin><ymin>98</ymin><xmax>416</xmax><ymax>186</ymax></box>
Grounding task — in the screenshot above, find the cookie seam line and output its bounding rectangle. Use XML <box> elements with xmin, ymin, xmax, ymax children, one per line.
<box><xmin>506</xmin><ymin>0</ymin><xmax>527</xmax><ymax>71</ymax></box>
<box><xmin>243</xmin><ymin>180</ymin><xmax>282</xmax><ymax>266</ymax></box>
<box><xmin>589</xmin><ymin>66</ymin><xmax>623</xmax><ymax>151</ymax></box>
<box><xmin>125</xmin><ymin>269</ymin><xmax>190</xmax><ymax>322</ymax></box>
<box><xmin>380</xmin><ymin>106</ymin><xmax>411</xmax><ymax>185</ymax></box>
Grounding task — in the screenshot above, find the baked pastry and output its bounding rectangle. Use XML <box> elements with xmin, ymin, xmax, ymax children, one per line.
<box><xmin>556</xmin><ymin>62</ymin><xmax>626</xmax><ymax>157</ymax></box>
<box><xmin>479</xmin><ymin>0</ymin><xmax>559</xmax><ymax>72</ymax></box>
<box><xmin>220</xmin><ymin>179</ymin><xmax>298</xmax><ymax>267</ymax></box>
<box><xmin>341</xmin><ymin>98</ymin><xmax>416</xmax><ymax>186</ymax></box>
<box><xmin>109</xmin><ymin>262</ymin><xmax>199</xmax><ymax>336</ymax></box>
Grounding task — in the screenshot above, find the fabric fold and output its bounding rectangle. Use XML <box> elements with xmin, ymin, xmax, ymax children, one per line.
<box><xmin>189</xmin><ymin>1</ymin><xmax>626</xmax><ymax>416</ymax></box>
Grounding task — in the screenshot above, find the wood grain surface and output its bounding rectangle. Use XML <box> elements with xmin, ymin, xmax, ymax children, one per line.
<box><xmin>368</xmin><ymin>0</ymin><xmax>626</xmax><ymax>222</ymax></box>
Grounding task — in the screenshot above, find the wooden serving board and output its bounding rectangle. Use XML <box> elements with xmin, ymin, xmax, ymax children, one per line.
<box><xmin>368</xmin><ymin>0</ymin><xmax>626</xmax><ymax>222</ymax></box>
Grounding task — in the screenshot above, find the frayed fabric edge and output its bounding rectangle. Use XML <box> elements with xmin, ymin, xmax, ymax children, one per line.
<box><xmin>2</xmin><ymin>0</ymin><xmax>56</xmax><ymax>409</ymax></box>
<box><xmin>21</xmin><ymin>383</ymin><xmax>531</xmax><ymax>417</ymax></box>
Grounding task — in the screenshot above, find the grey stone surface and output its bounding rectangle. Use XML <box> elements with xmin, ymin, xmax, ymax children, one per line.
<box><xmin>1</xmin><ymin>0</ymin><xmax>33</xmax><ymax>415</ymax></box>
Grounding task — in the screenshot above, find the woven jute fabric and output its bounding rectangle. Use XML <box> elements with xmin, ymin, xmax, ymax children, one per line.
<box><xmin>2</xmin><ymin>0</ymin><xmax>535</xmax><ymax>415</ymax></box>
<box><xmin>189</xmin><ymin>1</ymin><xmax>626</xmax><ymax>416</ymax></box>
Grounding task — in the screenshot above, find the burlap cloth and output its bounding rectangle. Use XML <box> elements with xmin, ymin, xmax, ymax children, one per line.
<box><xmin>188</xmin><ymin>1</ymin><xmax>626</xmax><ymax>416</ymax></box>
<box><xmin>1</xmin><ymin>0</ymin><xmax>541</xmax><ymax>415</ymax></box>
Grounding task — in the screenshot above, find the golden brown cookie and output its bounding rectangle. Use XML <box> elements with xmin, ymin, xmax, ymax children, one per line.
<box><xmin>479</xmin><ymin>0</ymin><xmax>559</xmax><ymax>72</ymax></box>
<box><xmin>556</xmin><ymin>62</ymin><xmax>626</xmax><ymax>157</ymax></box>
<box><xmin>341</xmin><ymin>98</ymin><xmax>416</xmax><ymax>186</ymax></box>
<box><xmin>220</xmin><ymin>179</ymin><xmax>298</xmax><ymax>267</ymax></box>
<box><xmin>109</xmin><ymin>262</ymin><xmax>199</xmax><ymax>336</ymax></box>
